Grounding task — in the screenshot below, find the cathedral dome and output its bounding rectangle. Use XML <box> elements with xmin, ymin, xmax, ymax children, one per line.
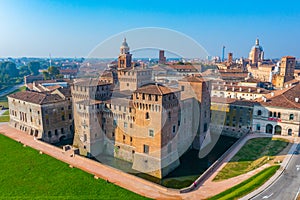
<box><xmin>121</xmin><ymin>38</ymin><xmax>129</xmax><ymax>48</ymax></box>
<box><xmin>251</xmin><ymin>38</ymin><xmax>263</xmax><ymax>51</ymax></box>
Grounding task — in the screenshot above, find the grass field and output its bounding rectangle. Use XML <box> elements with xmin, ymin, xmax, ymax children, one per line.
<box><xmin>209</xmin><ymin>165</ymin><xmax>280</xmax><ymax>200</ymax></box>
<box><xmin>0</xmin><ymin>110</ymin><xmax>10</xmax><ymax>122</ymax></box>
<box><xmin>0</xmin><ymin>134</ymin><xmax>149</xmax><ymax>199</ymax></box>
<box><xmin>213</xmin><ymin>137</ymin><xmax>289</xmax><ymax>181</ymax></box>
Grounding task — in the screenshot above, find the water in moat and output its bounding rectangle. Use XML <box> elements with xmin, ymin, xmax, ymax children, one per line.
<box><xmin>93</xmin><ymin>134</ymin><xmax>238</xmax><ymax>189</ymax></box>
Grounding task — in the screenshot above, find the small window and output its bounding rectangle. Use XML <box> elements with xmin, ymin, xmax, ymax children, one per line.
<box><xmin>181</xmin><ymin>85</ymin><xmax>185</xmax><ymax>91</ymax></box>
<box><xmin>124</xmin><ymin>122</ymin><xmax>128</xmax><ymax>128</ymax></box>
<box><xmin>172</xmin><ymin>125</ymin><xmax>176</xmax><ymax>133</ymax></box>
<box><xmin>269</xmin><ymin>111</ymin><xmax>272</xmax><ymax>117</ymax></box>
<box><xmin>257</xmin><ymin>110</ymin><xmax>262</xmax><ymax>116</ymax></box>
<box><xmin>290</xmin><ymin>114</ymin><xmax>294</xmax><ymax>120</ymax></box>
<box><xmin>149</xmin><ymin>129</ymin><xmax>154</xmax><ymax>137</ymax></box>
<box><xmin>145</xmin><ymin>112</ymin><xmax>150</xmax><ymax>119</ymax></box>
<box><xmin>256</xmin><ymin>124</ymin><xmax>261</xmax><ymax>131</ymax></box>
<box><xmin>143</xmin><ymin>145</ymin><xmax>149</xmax><ymax>154</ymax></box>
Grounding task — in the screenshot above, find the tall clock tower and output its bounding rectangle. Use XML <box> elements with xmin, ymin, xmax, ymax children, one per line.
<box><xmin>118</xmin><ymin>38</ymin><xmax>132</xmax><ymax>69</ymax></box>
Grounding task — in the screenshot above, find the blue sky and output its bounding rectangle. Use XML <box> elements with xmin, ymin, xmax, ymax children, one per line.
<box><xmin>0</xmin><ymin>0</ymin><xmax>299</xmax><ymax>59</ymax></box>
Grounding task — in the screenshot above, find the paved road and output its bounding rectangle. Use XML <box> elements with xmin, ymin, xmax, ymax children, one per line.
<box><xmin>0</xmin><ymin>83</ymin><xmax>24</xmax><ymax>97</ymax></box>
<box><xmin>251</xmin><ymin>144</ymin><xmax>300</xmax><ymax>200</ymax></box>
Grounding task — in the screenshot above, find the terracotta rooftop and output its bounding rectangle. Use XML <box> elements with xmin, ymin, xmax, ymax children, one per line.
<box><xmin>258</xmin><ymin>84</ymin><xmax>300</xmax><ymax>109</ymax></box>
<box><xmin>74</xmin><ymin>78</ymin><xmax>111</xmax><ymax>87</ymax></box>
<box><xmin>135</xmin><ymin>83</ymin><xmax>178</xmax><ymax>95</ymax></box>
<box><xmin>179</xmin><ymin>75</ymin><xmax>205</xmax><ymax>83</ymax></box>
<box><xmin>8</xmin><ymin>91</ymin><xmax>64</xmax><ymax>105</ymax></box>
<box><xmin>211</xmin><ymin>97</ymin><xmax>258</xmax><ymax>107</ymax></box>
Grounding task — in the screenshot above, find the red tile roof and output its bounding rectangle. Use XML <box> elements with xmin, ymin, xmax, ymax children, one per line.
<box><xmin>8</xmin><ymin>91</ymin><xmax>64</xmax><ymax>105</ymax></box>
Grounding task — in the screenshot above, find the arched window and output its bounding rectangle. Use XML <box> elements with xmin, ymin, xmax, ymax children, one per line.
<box><xmin>278</xmin><ymin>112</ymin><xmax>281</xmax><ymax>118</ymax></box>
<box><xmin>145</xmin><ymin>112</ymin><xmax>150</xmax><ymax>119</ymax></box>
<box><xmin>290</xmin><ymin>114</ymin><xmax>294</xmax><ymax>120</ymax></box>
<box><xmin>273</xmin><ymin>112</ymin><xmax>277</xmax><ymax>118</ymax></box>
<box><xmin>269</xmin><ymin>111</ymin><xmax>272</xmax><ymax>117</ymax></box>
<box><xmin>288</xmin><ymin>129</ymin><xmax>293</xmax><ymax>136</ymax></box>
<box><xmin>48</xmin><ymin>131</ymin><xmax>52</xmax><ymax>137</ymax></box>
<box><xmin>257</xmin><ymin>110</ymin><xmax>262</xmax><ymax>116</ymax></box>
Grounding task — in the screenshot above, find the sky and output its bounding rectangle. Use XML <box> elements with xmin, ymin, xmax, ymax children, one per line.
<box><xmin>0</xmin><ymin>0</ymin><xmax>299</xmax><ymax>59</ymax></box>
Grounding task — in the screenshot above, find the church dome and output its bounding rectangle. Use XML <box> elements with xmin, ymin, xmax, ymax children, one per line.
<box><xmin>121</xmin><ymin>38</ymin><xmax>129</xmax><ymax>48</ymax></box>
<box><xmin>251</xmin><ymin>38</ymin><xmax>263</xmax><ymax>51</ymax></box>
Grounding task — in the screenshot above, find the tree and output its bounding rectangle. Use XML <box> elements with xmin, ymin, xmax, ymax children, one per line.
<box><xmin>48</xmin><ymin>66</ymin><xmax>60</xmax><ymax>78</ymax></box>
<box><xmin>5</xmin><ymin>62</ymin><xmax>18</xmax><ymax>77</ymax></box>
<box><xmin>28</xmin><ymin>61</ymin><xmax>40</xmax><ymax>75</ymax></box>
<box><xmin>42</xmin><ymin>71</ymin><xmax>50</xmax><ymax>80</ymax></box>
<box><xmin>19</xmin><ymin>66</ymin><xmax>30</xmax><ymax>76</ymax></box>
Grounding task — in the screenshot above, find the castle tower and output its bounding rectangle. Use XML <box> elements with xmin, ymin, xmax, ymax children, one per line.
<box><xmin>280</xmin><ymin>56</ymin><xmax>296</xmax><ymax>82</ymax></box>
<box><xmin>118</xmin><ymin>38</ymin><xmax>132</xmax><ymax>69</ymax></box>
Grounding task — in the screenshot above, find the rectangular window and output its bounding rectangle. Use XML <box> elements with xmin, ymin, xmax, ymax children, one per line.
<box><xmin>256</xmin><ymin>124</ymin><xmax>261</xmax><ymax>131</ymax></box>
<box><xmin>172</xmin><ymin>125</ymin><xmax>176</xmax><ymax>133</ymax></box>
<box><xmin>149</xmin><ymin>129</ymin><xmax>154</xmax><ymax>137</ymax></box>
<box><xmin>124</xmin><ymin>122</ymin><xmax>128</xmax><ymax>128</ymax></box>
<box><xmin>143</xmin><ymin>144</ymin><xmax>149</xmax><ymax>154</ymax></box>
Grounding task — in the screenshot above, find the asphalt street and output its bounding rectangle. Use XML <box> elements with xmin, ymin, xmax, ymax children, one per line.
<box><xmin>251</xmin><ymin>144</ymin><xmax>300</xmax><ymax>200</ymax></box>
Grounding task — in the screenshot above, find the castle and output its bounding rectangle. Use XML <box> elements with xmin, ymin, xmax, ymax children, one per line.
<box><xmin>71</xmin><ymin>39</ymin><xmax>211</xmax><ymax>178</ymax></box>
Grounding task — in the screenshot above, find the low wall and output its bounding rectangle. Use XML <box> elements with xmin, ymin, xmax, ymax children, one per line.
<box><xmin>180</xmin><ymin>130</ymin><xmax>250</xmax><ymax>193</ymax></box>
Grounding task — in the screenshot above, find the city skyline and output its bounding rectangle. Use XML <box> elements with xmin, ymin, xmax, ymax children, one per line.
<box><xmin>0</xmin><ymin>0</ymin><xmax>299</xmax><ymax>58</ymax></box>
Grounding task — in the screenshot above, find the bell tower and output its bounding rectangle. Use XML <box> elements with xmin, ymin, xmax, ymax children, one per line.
<box><xmin>118</xmin><ymin>38</ymin><xmax>132</xmax><ymax>69</ymax></box>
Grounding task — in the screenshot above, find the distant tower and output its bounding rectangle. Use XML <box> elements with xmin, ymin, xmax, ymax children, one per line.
<box><xmin>159</xmin><ymin>50</ymin><xmax>166</xmax><ymax>64</ymax></box>
<box><xmin>49</xmin><ymin>53</ymin><xmax>52</xmax><ymax>67</ymax></box>
<box><xmin>118</xmin><ymin>38</ymin><xmax>132</xmax><ymax>69</ymax></box>
<box><xmin>280</xmin><ymin>56</ymin><xmax>296</xmax><ymax>82</ymax></box>
<box><xmin>249</xmin><ymin>38</ymin><xmax>264</xmax><ymax>64</ymax></box>
<box><xmin>222</xmin><ymin>46</ymin><xmax>225</xmax><ymax>62</ymax></box>
<box><xmin>228</xmin><ymin>53</ymin><xmax>233</xmax><ymax>63</ymax></box>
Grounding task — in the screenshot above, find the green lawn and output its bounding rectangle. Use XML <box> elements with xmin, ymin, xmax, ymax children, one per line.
<box><xmin>0</xmin><ymin>115</ymin><xmax>9</xmax><ymax>122</ymax></box>
<box><xmin>209</xmin><ymin>165</ymin><xmax>280</xmax><ymax>200</ymax></box>
<box><xmin>0</xmin><ymin>110</ymin><xmax>10</xmax><ymax>122</ymax></box>
<box><xmin>213</xmin><ymin>137</ymin><xmax>288</xmax><ymax>181</ymax></box>
<box><xmin>0</xmin><ymin>134</ymin><xmax>149</xmax><ymax>199</ymax></box>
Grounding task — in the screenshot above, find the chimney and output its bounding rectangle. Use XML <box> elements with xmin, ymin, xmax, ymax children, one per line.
<box><xmin>248</xmin><ymin>88</ymin><xmax>251</xmax><ymax>93</ymax></box>
<box><xmin>239</xmin><ymin>87</ymin><xmax>242</xmax><ymax>92</ymax></box>
<box><xmin>295</xmin><ymin>98</ymin><xmax>299</xmax><ymax>103</ymax></box>
<box><xmin>232</xmin><ymin>87</ymin><xmax>235</xmax><ymax>92</ymax></box>
<box><xmin>262</xmin><ymin>96</ymin><xmax>267</xmax><ymax>102</ymax></box>
<box><xmin>257</xmin><ymin>89</ymin><xmax>261</xmax><ymax>93</ymax></box>
<box><xmin>225</xmin><ymin>86</ymin><xmax>228</xmax><ymax>91</ymax></box>
<box><xmin>271</xmin><ymin>92</ymin><xmax>274</xmax><ymax>97</ymax></box>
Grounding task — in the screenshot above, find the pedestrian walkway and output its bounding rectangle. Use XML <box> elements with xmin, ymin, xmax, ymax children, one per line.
<box><xmin>0</xmin><ymin>124</ymin><xmax>295</xmax><ymax>200</ymax></box>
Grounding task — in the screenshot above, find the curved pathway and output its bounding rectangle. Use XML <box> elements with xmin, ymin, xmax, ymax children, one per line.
<box><xmin>0</xmin><ymin>124</ymin><xmax>295</xmax><ymax>200</ymax></box>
